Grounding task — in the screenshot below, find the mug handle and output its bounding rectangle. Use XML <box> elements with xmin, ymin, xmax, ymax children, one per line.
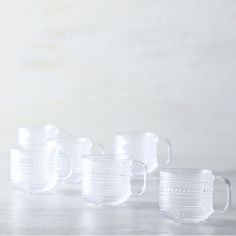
<box><xmin>213</xmin><ymin>175</ymin><xmax>231</xmax><ymax>214</ymax></box>
<box><xmin>57</xmin><ymin>152</ymin><xmax>72</xmax><ymax>182</ymax></box>
<box><xmin>156</xmin><ymin>137</ymin><xmax>172</xmax><ymax>169</ymax></box>
<box><xmin>91</xmin><ymin>142</ymin><xmax>105</xmax><ymax>154</ymax></box>
<box><xmin>131</xmin><ymin>161</ymin><xmax>147</xmax><ymax>196</ymax></box>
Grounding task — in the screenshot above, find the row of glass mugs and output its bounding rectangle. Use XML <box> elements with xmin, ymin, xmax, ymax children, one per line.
<box><xmin>10</xmin><ymin>124</ymin><xmax>231</xmax><ymax>224</ymax></box>
<box><xmin>11</xmin><ymin>125</ymin><xmax>171</xmax><ymax>186</ymax></box>
<box><xmin>82</xmin><ymin>164</ymin><xmax>231</xmax><ymax>223</ymax></box>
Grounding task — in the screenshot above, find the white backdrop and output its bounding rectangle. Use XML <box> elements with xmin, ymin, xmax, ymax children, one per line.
<box><xmin>0</xmin><ymin>0</ymin><xmax>236</xmax><ymax>171</ymax></box>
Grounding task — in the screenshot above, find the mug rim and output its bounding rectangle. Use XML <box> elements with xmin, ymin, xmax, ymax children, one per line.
<box><xmin>115</xmin><ymin>132</ymin><xmax>157</xmax><ymax>138</ymax></box>
<box><xmin>82</xmin><ymin>154</ymin><xmax>131</xmax><ymax>163</ymax></box>
<box><xmin>160</xmin><ymin>168</ymin><xmax>212</xmax><ymax>175</ymax></box>
<box><xmin>18</xmin><ymin>124</ymin><xmax>58</xmax><ymax>133</ymax></box>
<box><xmin>50</xmin><ymin>137</ymin><xmax>92</xmax><ymax>145</ymax></box>
<box><xmin>17</xmin><ymin>124</ymin><xmax>60</xmax><ymax>146</ymax></box>
<box><xmin>11</xmin><ymin>140</ymin><xmax>58</xmax><ymax>152</ymax></box>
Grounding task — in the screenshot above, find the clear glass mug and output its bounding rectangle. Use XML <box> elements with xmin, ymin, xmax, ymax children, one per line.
<box><xmin>16</xmin><ymin>124</ymin><xmax>71</xmax><ymax>147</ymax></box>
<box><xmin>81</xmin><ymin>155</ymin><xmax>147</xmax><ymax>206</ymax></box>
<box><xmin>53</xmin><ymin>137</ymin><xmax>105</xmax><ymax>183</ymax></box>
<box><xmin>10</xmin><ymin>141</ymin><xmax>72</xmax><ymax>193</ymax></box>
<box><xmin>159</xmin><ymin>168</ymin><xmax>231</xmax><ymax>224</ymax></box>
<box><xmin>113</xmin><ymin>132</ymin><xmax>172</xmax><ymax>174</ymax></box>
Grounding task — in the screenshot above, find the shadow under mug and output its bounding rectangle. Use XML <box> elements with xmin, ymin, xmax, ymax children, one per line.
<box><xmin>159</xmin><ymin>168</ymin><xmax>231</xmax><ymax>224</ymax></box>
<box><xmin>81</xmin><ymin>155</ymin><xmax>147</xmax><ymax>206</ymax></box>
<box><xmin>10</xmin><ymin>142</ymin><xmax>72</xmax><ymax>193</ymax></box>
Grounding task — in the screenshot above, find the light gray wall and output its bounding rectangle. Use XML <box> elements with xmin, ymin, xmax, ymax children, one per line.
<box><xmin>0</xmin><ymin>0</ymin><xmax>236</xmax><ymax>171</ymax></box>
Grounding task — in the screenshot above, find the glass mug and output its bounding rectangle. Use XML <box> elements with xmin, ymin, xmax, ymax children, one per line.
<box><xmin>159</xmin><ymin>168</ymin><xmax>231</xmax><ymax>224</ymax></box>
<box><xmin>113</xmin><ymin>132</ymin><xmax>172</xmax><ymax>174</ymax></box>
<box><xmin>81</xmin><ymin>155</ymin><xmax>147</xmax><ymax>206</ymax></box>
<box><xmin>10</xmin><ymin>141</ymin><xmax>72</xmax><ymax>193</ymax></box>
<box><xmin>16</xmin><ymin>124</ymin><xmax>71</xmax><ymax>147</ymax></box>
<box><xmin>53</xmin><ymin>137</ymin><xmax>105</xmax><ymax>183</ymax></box>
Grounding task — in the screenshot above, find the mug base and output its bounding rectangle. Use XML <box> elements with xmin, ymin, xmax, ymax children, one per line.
<box><xmin>12</xmin><ymin>181</ymin><xmax>57</xmax><ymax>194</ymax></box>
<box><xmin>160</xmin><ymin>210</ymin><xmax>211</xmax><ymax>224</ymax></box>
<box><xmin>82</xmin><ymin>195</ymin><xmax>130</xmax><ymax>207</ymax></box>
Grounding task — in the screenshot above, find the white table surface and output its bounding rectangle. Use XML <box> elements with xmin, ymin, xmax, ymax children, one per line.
<box><xmin>0</xmin><ymin>159</ymin><xmax>235</xmax><ymax>235</ymax></box>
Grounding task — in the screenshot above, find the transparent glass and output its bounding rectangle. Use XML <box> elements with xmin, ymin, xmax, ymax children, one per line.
<box><xmin>113</xmin><ymin>132</ymin><xmax>172</xmax><ymax>174</ymax></box>
<box><xmin>81</xmin><ymin>155</ymin><xmax>147</xmax><ymax>206</ymax></box>
<box><xmin>54</xmin><ymin>137</ymin><xmax>105</xmax><ymax>184</ymax></box>
<box><xmin>16</xmin><ymin>124</ymin><xmax>71</xmax><ymax>146</ymax></box>
<box><xmin>159</xmin><ymin>168</ymin><xmax>231</xmax><ymax>224</ymax></box>
<box><xmin>10</xmin><ymin>141</ymin><xmax>72</xmax><ymax>193</ymax></box>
